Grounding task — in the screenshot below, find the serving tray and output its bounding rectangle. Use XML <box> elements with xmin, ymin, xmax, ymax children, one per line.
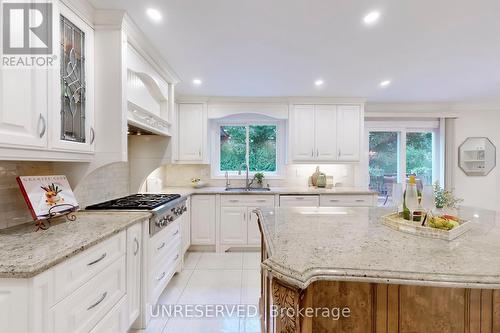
<box><xmin>381</xmin><ymin>212</ymin><xmax>472</xmax><ymax>241</ymax></box>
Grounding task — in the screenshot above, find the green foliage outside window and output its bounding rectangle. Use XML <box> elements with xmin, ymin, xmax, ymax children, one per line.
<box><xmin>220</xmin><ymin>125</ymin><xmax>277</xmax><ymax>172</ymax></box>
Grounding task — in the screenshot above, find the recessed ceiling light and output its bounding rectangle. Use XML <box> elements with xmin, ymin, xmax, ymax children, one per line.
<box><xmin>379</xmin><ymin>80</ymin><xmax>391</xmax><ymax>87</ymax></box>
<box><xmin>193</xmin><ymin>78</ymin><xmax>202</xmax><ymax>85</ymax></box>
<box><xmin>314</xmin><ymin>79</ymin><xmax>324</xmax><ymax>86</ymax></box>
<box><xmin>363</xmin><ymin>11</ymin><xmax>381</xmax><ymax>25</ymax></box>
<box><xmin>146</xmin><ymin>8</ymin><xmax>162</xmax><ymax>22</ymax></box>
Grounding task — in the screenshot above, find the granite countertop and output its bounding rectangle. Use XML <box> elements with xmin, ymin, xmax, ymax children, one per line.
<box><xmin>0</xmin><ymin>211</ymin><xmax>151</xmax><ymax>278</ymax></box>
<box><xmin>257</xmin><ymin>206</ymin><xmax>500</xmax><ymax>289</ymax></box>
<box><xmin>158</xmin><ymin>186</ymin><xmax>377</xmax><ymax>196</ymax></box>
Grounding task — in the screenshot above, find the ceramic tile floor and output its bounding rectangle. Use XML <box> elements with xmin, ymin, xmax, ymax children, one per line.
<box><xmin>146</xmin><ymin>251</ymin><xmax>262</xmax><ymax>333</ymax></box>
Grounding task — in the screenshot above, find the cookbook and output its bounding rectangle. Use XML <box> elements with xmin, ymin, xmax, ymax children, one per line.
<box><xmin>16</xmin><ymin>175</ymin><xmax>79</xmax><ymax>220</ymax></box>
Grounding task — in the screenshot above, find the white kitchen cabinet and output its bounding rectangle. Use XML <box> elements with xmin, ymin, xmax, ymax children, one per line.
<box><xmin>181</xmin><ymin>197</ymin><xmax>191</xmax><ymax>254</ymax></box>
<box><xmin>220</xmin><ymin>207</ymin><xmax>247</xmax><ymax>245</ymax></box>
<box><xmin>0</xmin><ymin>68</ymin><xmax>48</xmax><ymax>149</ymax></box>
<box><xmin>289</xmin><ymin>104</ymin><xmax>362</xmax><ymax>163</ymax></box>
<box><xmin>89</xmin><ymin>296</ymin><xmax>128</xmax><ymax>333</ymax></box>
<box><xmin>126</xmin><ymin>223</ymin><xmax>142</xmax><ymax>326</ymax></box>
<box><xmin>279</xmin><ymin>195</ymin><xmax>320</xmax><ymax>207</ymax></box>
<box><xmin>177</xmin><ymin>103</ymin><xmax>207</xmax><ymax>163</ymax></box>
<box><xmin>190</xmin><ymin>195</ymin><xmax>216</xmax><ymax>245</ymax></box>
<box><xmin>319</xmin><ymin>194</ymin><xmax>376</xmax><ymax>207</ymax></box>
<box><xmin>315</xmin><ymin>105</ymin><xmax>338</xmax><ymax>161</ymax></box>
<box><xmin>247</xmin><ymin>207</ymin><xmax>262</xmax><ymax>245</ymax></box>
<box><xmin>49</xmin><ymin>3</ymin><xmax>95</xmax><ymax>153</ymax></box>
<box><xmin>219</xmin><ymin>195</ymin><xmax>274</xmax><ymax>249</ymax></box>
<box><xmin>290</xmin><ymin>105</ymin><xmax>316</xmax><ymax>161</ymax></box>
<box><xmin>336</xmin><ymin>105</ymin><xmax>361</xmax><ymax>161</ymax></box>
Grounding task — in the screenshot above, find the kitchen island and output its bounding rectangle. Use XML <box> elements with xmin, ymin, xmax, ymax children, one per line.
<box><xmin>256</xmin><ymin>206</ymin><xmax>500</xmax><ymax>333</ymax></box>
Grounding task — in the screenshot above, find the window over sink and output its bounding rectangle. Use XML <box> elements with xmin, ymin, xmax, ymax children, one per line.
<box><xmin>212</xmin><ymin>116</ymin><xmax>285</xmax><ymax>178</ymax></box>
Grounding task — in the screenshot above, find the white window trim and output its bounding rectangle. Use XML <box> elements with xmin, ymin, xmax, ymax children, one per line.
<box><xmin>364</xmin><ymin>120</ymin><xmax>443</xmax><ymax>186</ymax></box>
<box><xmin>210</xmin><ymin>118</ymin><xmax>286</xmax><ymax>179</ymax></box>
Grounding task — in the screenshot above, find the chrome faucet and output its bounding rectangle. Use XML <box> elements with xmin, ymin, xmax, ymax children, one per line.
<box><xmin>238</xmin><ymin>163</ymin><xmax>251</xmax><ymax>189</ymax></box>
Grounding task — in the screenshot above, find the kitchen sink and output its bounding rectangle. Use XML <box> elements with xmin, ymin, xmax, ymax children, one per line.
<box><xmin>225</xmin><ymin>187</ymin><xmax>272</xmax><ymax>192</ymax></box>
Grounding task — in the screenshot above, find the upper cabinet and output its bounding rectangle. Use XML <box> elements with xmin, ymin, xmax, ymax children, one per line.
<box><xmin>175</xmin><ymin>103</ymin><xmax>208</xmax><ymax>163</ymax></box>
<box><xmin>0</xmin><ymin>2</ymin><xmax>94</xmax><ymax>160</ymax></box>
<box><xmin>49</xmin><ymin>4</ymin><xmax>95</xmax><ymax>153</ymax></box>
<box><xmin>289</xmin><ymin>104</ymin><xmax>362</xmax><ymax>163</ymax></box>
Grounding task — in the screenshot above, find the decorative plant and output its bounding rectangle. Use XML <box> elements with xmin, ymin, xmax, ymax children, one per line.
<box><xmin>433</xmin><ymin>182</ymin><xmax>463</xmax><ymax>209</ymax></box>
<box><xmin>254</xmin><ymin>172</ymin><xmax>265</xmax><ymax>185</ymax></box>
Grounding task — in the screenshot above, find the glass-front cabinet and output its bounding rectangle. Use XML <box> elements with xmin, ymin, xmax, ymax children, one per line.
<box><xmin>49</xmin><ymin>3</ymin><xmax>94</xmax><ymax>153</ymax></box>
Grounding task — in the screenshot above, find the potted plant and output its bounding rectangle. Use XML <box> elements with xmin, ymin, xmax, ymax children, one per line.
<box><xmin>433</xmin><ymin>182</ymin><xmax>463</xmax><ymax>214</ymax></box>
<box><xmin>253</xmin><ymin>172</ymin><xmax>265</xmax><ymax>188</ymax></box>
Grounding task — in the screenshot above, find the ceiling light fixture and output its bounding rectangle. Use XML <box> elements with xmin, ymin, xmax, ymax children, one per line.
<box><xmin>193</xmin><ymin>78</ymin><xmax>202</xmax><ymax>85</ymax></box>
<box><xmin>146</xmin><ymin>8</ymin><xmax>162</xmax><ymax>22</ymax></box>
<box><xmin>314</xmin><ymin>79</ymin><xmax>324</xmax><ymax>86</ymax></box>
<box><xmin>363</xmin><ymin>11</ymin><xmax>381</xmax><ymax>25</ymax></box>
<box><xmin>379</xmin><ymin>80</ymin><xmax>391</xmax><ymax>87</ymax></box>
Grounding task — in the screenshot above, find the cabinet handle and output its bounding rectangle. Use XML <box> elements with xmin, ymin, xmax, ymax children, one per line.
<box><xmin>243</xmin><ymin>212</ymin><xmax>246</xmax><ymax>220</ymax></box>
<box><xmin>355</xmin><ymin>199</ymin><xmax>365</xmax><ymax>202</ymax></box>
<box><xmin>173</xmin><ymin>229</ymin><xmax>179</xmax><ymax>236</ymax></box>
<box><xmin>38</xmin><ymin>114</ymin><xmax>46</xmax><ymax>138</ymax></box>
<box><xmin>87</xmin><ymin>292</ymin><xmax>107</xmax><ymax>310</ymax></box>
<box><xmin>256</xmin><ymin>199</ymin><xmax>267</xmax><ymax>202</ymax></box>
<box><xmin>311</xmin><ymin>149</ymin><xmax>314</xmax><ymax>157</ymax></box>
<box><xmin>87</xmin><ymin>253</ymin><xmax>106</xmax><ymax>266</ymax></box>
<box><xmin>173</xmin><ymin>254</ymin><xmax>179</xmax><ymax>261</ymax></box>
<box><xmin>338</xmin><ymin>149</ymin><xmax>341</xmax><ymax>157</ymax></box>
<box><xmin>90</xmin><ymin>127</ymin><xmax>95</xmax><ymax>144</ymax></box>
<box><xmin>157</xmin><ymin>242</ymin><xmax>166</xmax><ymax>250</ymax></box>
<box><xmin>198</xmin><ymin>149</ymin><xmax>201</xmax><ymax>157</ymax></box>
<box><xmin>229</xmin><ymin>200</ymin><xmax>239</xmax><ymax>203</ymax></box>
<box><xmin>330</xmin><ymin>199</ymin><xmax>340</xmax><ymax>202</ymax></box>
<box><xmin>295</xmin><ymin>197</ymin><xmax>304</xmax><ymax>200</ymax></box>
<box><xmin>157</xmin><ymin>271</ymin><xmax>166</xmax><ymax>281</ymax></box>
<box><xmin>133</xmin><ymin>238</ymin><xmax>139</xmax><ymax>256</ymax></box>
<box><xmin>317</xmin><ymin>149</ymin><xmax>319</xmax><ymax>157</ymax></box>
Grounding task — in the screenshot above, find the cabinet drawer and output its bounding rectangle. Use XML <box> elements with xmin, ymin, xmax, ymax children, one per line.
<box><xmin>150</xmin><ymin>220</ymin><xmax>181</xmax><ymax>266</ymax></box>
<box><xmin>53</xmin><ymin>231</ymin><xmax>126</xmax><ymax>303</ymax></box>
<box><xmin>149</xmin><ymin>240</ymin><xmax>180</xmax><ymax>305</ymax></box>
<box><xmin>279</xmin><ymin>195</ymin><xmax>319</xmax><ymax>207</ymax></box>
<box><xmin>52</xmin><ymin>256</ymin><xmax>126</xmax><ymax>333</ymax></box>
<box><xmin>320</xmin><ymin>195</ymin><xmax>375</xmax><ymax>207</ymax></box>
<box><xmin>221</xmin><ymin>195</ymin><xmax>274</xmax><ymax>207</ymax></box>
<box><xmin>89</xmin><ymin>296</ymin><xmax>128</xmax><ymax>333</ymax></box>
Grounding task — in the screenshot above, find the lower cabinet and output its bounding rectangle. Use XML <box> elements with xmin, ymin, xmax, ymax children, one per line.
<box><xmin>220</xmin><ymin>207</ymin><xmax>247</xmax><ymax>245</ymax></box>
<box><xmin>220</xmin><ymin>195</ymin><xmax>274</xmax><ymax>247</ymax></box>
<box><xmin>126</xmin><ymin>223</ymin><xmax>142</xmax><ymax>326</ymax></box>
<box><xmin>190</xmin><ymin>195</ymin><xmax>216</xmax><ymax>245</ymax></box>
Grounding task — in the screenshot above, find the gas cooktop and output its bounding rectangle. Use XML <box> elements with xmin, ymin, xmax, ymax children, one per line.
<box><xmin>85</xmin><ymin>194</ymin><xmax>181</xmax><ymax>210</ymax></box>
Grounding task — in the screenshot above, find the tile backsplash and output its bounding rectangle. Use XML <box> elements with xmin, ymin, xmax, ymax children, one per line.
<box><xmin>0</xmin><ymin>161</ymin><xmax>131</xmax><ymax>230</ymax></box>
<box><xmin>159</xmin><ymin>163</ymin><xmax>355</xmax><ymax>188</ymax></box>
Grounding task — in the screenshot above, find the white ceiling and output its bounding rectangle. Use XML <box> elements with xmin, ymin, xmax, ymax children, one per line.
<box><xmin>90</xmin><ymin>0</ymin><xmax>500</xmax><ymax>103</ymax></box>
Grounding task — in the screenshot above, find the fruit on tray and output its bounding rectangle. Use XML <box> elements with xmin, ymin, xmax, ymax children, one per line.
<box><xmin>428</xmin><ymin>215</ymin><xmax>460</xmax><ymax>230</ymax></box>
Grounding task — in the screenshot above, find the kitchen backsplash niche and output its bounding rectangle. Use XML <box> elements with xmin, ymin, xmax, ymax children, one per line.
<box><xmin>0</xmin><ymin>161</ymin><xmax>131</xmax><ymax>229</ymax></box>
<box><xmin>160</xmin><ymin>164</ymin><xmax>355</xmax><ymax>188</ymax></box>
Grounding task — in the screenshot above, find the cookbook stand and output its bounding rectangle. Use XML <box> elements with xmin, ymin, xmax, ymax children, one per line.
<box><xmin>35</xmin><ymin>204</ymin><xmax>78</xmax><ymax>231</ymax></box>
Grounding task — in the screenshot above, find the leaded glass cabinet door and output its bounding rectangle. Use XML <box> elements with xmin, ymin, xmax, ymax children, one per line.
<box><xmin>50</xmin><ymin>4</ymin><xmax>94</xmax><ymax>153</ymax></box>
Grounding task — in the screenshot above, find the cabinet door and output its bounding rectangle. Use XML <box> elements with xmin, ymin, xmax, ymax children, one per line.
<box><xmin>220</xmin><ymin>206</ymin><xmax>247</xmax><ymax>245</ymax></box>
<box><xmin>190</xmin><ymin>195</ymin><xmax>216</xmax><ymax>245</ymax></box>
<box><xmin>0</xmin><ymin>67</ymin><xmax>48</xmax><ymax>149</ymax></box>
<box><xmin>290</xmin><ymin>105</ymin><xmax>316</xmax><ymax>161</ymax></box>
<box><xmin>314</xmin><ymin>105</ymin><xmax>338</xmax><ymax>161</ymax></box>
<box><xmin>49</xmin><ymin>4</ymin><xmax>95</xmax><ymax>152</ymax></box>
<box><xmin>247</xmin><ymin>207</ymin><xmax>262</xmax><ymax>245</ymax></box>
<box><xmin>177</xmin><ymin>103</ymin><xmax>205</xmax><ymax>161</ymax></box>
<box><xmin>126</xmin><ymin>223</ymin><xmax>142</xmax><ymax>326</ymax></box>
<box><xmin>336</xmin><ymin>105</ymin><xmax>361</xmax><ymax>161</ymax></box>
<box><xmin>181</xmin><ymin>198</ymin><xmax>191</xmax><ymax>254</ymax></box>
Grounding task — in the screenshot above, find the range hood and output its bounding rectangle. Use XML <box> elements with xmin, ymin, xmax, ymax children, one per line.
<box><xmin>127</xmin><ymin>68</ymin><xmax>172</xmax><ymax>136</ymax></box>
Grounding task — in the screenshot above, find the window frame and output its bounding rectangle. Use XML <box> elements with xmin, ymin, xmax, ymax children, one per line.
<box><xmin>365</xmin><ymin>119</ymin><xmax>442</xmax><ymax>187</ymax></box>
<box><xmin>211</xmin><ymin>118</ymin><xmax>285</xmax><ymax>179</ymax></box>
